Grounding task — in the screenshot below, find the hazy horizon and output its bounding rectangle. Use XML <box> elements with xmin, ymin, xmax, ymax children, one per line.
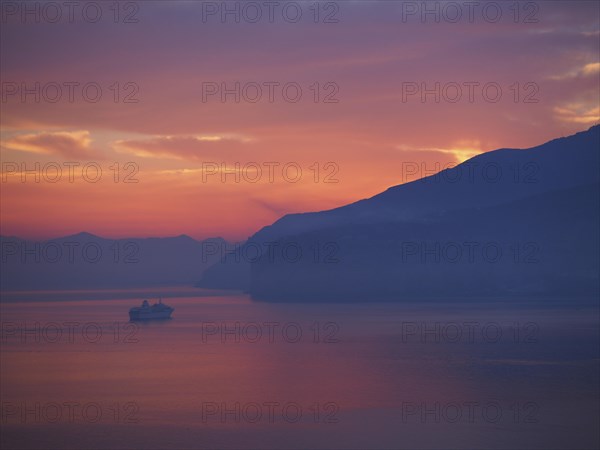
<box><xmin>3</xmin><ymin>124</ymin><xmax>597</xmax><ymax>242</ymax></box>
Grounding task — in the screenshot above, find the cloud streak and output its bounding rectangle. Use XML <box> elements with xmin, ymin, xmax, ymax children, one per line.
<box><xmin>111</xmin><ymin>135</ymin><xmax>252</xmax><ymax>160</ymax></box>
<box><xmin>2</xmin><ymin>130</ymin><xmax>94</xmax><ymax>158</ymax></box>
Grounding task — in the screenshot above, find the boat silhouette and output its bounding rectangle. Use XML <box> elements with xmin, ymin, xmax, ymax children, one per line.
<box><xmin>129</xmin><ymin>298</ymin><xmax>174</xmax><ymax>321</ymax></box>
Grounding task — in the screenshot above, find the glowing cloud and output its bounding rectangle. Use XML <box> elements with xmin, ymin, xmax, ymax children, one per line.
<box><xmin>2</xmin><ymin>130</ymin><xmax>93</xmax><ymax>158</ymax></box>
<box><xmin>547</xmin><ymin>61</ymin><xmax>600</xmax><ymax>80</ymax></box>
<box><xmin>111</xmin><ymin>135</ymin><xmax>251</xmax><ymax>160</ymax></box>
<box><xmin>396</xmin><ymin>141</ymin><xmax>483</xmax><ymax>164</ymax></box>
<box><xmin>554</xmin><ymin>103</ymin><xmax>600</xmax><ymax>124</ymax></box>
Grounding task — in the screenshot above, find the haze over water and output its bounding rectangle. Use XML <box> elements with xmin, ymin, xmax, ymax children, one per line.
<box><xmin>1</xmin><ymin>291</ymin><xmax>598</xmax><ymax>449</ymax></box>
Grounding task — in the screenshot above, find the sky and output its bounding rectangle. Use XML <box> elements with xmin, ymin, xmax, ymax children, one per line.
<box><xmin>1</xmin><ymin>0</ymin><xmax>599</xmax><ymax>241</ymax></box>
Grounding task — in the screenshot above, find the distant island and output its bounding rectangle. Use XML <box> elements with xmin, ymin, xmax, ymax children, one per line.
<box><xmin>0</xmin><ymin>234</ymin><xmax>228</xmax><ymax>291</ymax></box>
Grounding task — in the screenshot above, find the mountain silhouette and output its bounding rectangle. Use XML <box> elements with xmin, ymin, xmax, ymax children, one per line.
<box><xmin>198</xmin><ymin>125</ymin><xmax>600</xmax><ymax>301</ymax></box>
<box><xmin>1</xmin><ymin>233</ymin><xmax>227</xmax><ymax>291</ymax></box>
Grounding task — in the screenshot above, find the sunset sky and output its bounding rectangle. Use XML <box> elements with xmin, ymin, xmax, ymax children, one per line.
<box><xmin>1</xmin><ymin>0</ymin><xmax>599</xmax><ymax>241</ymax></box>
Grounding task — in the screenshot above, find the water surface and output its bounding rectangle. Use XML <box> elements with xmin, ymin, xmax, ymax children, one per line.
<box><xmin>1</xmin><ymin>291</ymin><xmax>598</xmax><ymax>449</ymax></box>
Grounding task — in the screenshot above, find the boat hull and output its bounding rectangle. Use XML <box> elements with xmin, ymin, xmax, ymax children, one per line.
<box><xmin>129</xmin><ymin>308</ymin><xmax>174</xmax><ymax>321</ymax></box>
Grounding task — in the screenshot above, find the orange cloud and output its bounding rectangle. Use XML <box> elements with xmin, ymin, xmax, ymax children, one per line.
<box><xmin>396</xmin><ymin>141</ymin><xmax>483</xmax><ymax>164</ymax></box>
<box><xmin>554</xmin><ymin>103</ymin><xmax>600</xmax><ymax>124</ymax></box>
<box><xmin>111</xmin><ymin>135</ymin><xmax>252</xmax><ymax>161</ymax></box>
<box><xmin>547</xmin><ymin>61</ymin><xmax>600</xmax><ymax>81</ymax></box>
<box><xmin>1</xmin><ymin>130</ymin><xmax>94</xmax><ymax>158</ymax></box>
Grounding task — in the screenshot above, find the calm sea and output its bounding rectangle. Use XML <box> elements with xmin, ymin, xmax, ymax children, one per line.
<box><xmin>1</xmin><ymin>289</ymin><xmax>598</xmax><ymax>449</ymax></box>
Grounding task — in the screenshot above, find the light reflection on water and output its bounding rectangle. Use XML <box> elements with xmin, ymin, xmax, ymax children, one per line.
<box><xmin>1</xmin><ymin>291</ymin><xmax>598</xmax><ymax>449</ymax></box>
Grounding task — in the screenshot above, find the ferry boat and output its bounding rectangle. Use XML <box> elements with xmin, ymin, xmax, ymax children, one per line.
<box><xmin>129</xmin><ymin>298</ymin><xmax>174</xmax><ymax>321</ymax></box>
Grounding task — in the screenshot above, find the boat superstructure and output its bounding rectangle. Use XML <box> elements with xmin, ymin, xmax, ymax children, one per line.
<box><xmin>129</xmin><ymin>298</ymin><xmax>174</xmax><ymax>320</ymax></box>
